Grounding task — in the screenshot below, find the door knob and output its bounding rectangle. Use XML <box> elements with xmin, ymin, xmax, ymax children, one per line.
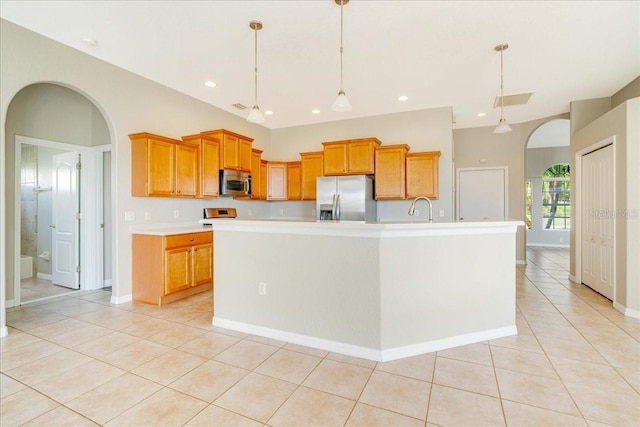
<box><xmin>49</xmin><ymin>224</ymin><xmax>56</xmax><ymax>229</ymax></box>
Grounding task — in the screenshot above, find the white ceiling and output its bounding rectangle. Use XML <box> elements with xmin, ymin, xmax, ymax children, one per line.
<box><xmin>1</xmin><ymin>1</ymin><xmax>638</xmax><ymax>130</ymax></box>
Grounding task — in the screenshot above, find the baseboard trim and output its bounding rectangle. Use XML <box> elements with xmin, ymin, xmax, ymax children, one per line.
<box><xmin>568</xmin><ymin>274</ymin><xmax>579</xmax><ymax>283</ymax></box>
<box><xmin>212</xmin><ymin>317</ymin><xmax>517</xmax><ymax>362</ymax></box>
<box><xmin>0</xmin><ymin>326</ymin><xmax>8</xmax><ymax>338</ymax></box>
<box><xmin>103</xmin><ymin>279</ymin><xmax>112</xmax><ymax>287</ymax></box>
<box><xmin>614</xmin><ymin>302</ymin><xmax>640</xmax><ymax>319</ymax></box>
<box><xmin>110</xmin><ymin>294</ymin><xmax>132</xmax><ymax>304</ymax></box>
<box><xmin>36</xmin><ymin>273</ymin><xmax>52</xmax><ymax>280</ymax></box>
<box><xmin>526</xmin><ymin>243</ymin><xmax>570</xmax><ymax>248</ymax></box>
<box><xmin>5</xmin><ymin>299</ymin><xmax>16</xmax><ymax>308</ymax></box>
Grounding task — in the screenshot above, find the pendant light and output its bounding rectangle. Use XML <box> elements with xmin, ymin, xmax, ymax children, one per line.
<box><xmin>493</xmin><ymin>43</ymin><xmax>512</xmax><ymax>134</ymax></box>
<box><xmin>331</xmin><ymin>0</ymin><xmax>352</xmax><ymax>112</ymax></box>
<box><xmin>247</xmin><ymin>20</ymin><xmax>266</xmax><ymax>124</ymax></box>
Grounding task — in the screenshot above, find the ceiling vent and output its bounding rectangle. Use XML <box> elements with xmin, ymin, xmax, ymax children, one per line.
<box><xmin>493</xmin><ymin>92</ymin><xmax>534</xmax><ymax>108</ymax></box>
<box><xmin>232</xmin><ymin>103</ymin><xmax>247</xmax><ymax>110</ymax></box>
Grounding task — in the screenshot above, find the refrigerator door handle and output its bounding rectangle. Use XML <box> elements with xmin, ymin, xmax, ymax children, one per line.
<box><xmin>331</xmin><ymin>194</ymin><xmax>336</xmax><ymax>220</ymax></box>
<box><xmin>335</xmin><ymin>194</ymin><xmax>340</xmax><ymax>220</ymax></box>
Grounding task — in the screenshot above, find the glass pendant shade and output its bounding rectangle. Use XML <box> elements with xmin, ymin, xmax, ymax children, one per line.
<box><xmin>247</xmin><ymin>105</ymin><xmax>266</xmax><ymax>123</ymax></box>
<box><xmin>331</xmin><ymin>90</ymin><xmax>352</xmax><ymax>112</ymax></box>
<box><xmin>493</xmin><ymin>117</ymin><xmax>512</xmax><ymax>134</ymax></box>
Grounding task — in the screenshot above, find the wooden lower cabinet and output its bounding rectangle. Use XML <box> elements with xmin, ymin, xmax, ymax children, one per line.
<box><xmin>132</xmin><ymin>231</ymin><xmax>213</xmax><ymax>306</ymax></box>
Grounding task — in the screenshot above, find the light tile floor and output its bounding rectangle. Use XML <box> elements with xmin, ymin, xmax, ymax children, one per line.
<box><xmin>19</xmin><ymin>277</ymin><xmax>80</xmax><ymax>303</ymax></box>
<box><xmin>1</xmin><ymin>247</ymin><xmax>639</xmax><ymax>426</ymax></box>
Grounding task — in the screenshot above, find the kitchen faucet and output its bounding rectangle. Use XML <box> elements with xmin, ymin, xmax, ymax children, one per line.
<box><xmin>408</xmin><ymin>196</ymin><xmax>433</xmax><ymax>223</ymax></box>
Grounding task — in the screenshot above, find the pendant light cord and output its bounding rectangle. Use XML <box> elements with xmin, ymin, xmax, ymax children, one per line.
<box><xmin>499</xmin><ymin>47</ymin><xmax>504</xmax><ymax>119</ymax></box>
<box><xmin>339</xmin><ymin>0</ymin><xmax>344</xmax><ymax>92</ymax></box>
<box><xmin>254</xmin><ymin>25</ymin><xmax>258</xmax><ymax>107</ymax></box>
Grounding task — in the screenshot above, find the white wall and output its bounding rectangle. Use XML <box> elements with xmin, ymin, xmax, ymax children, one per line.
<box><xmin>570</xmin><ymin>98</ymin><xmax>640</xmax><ymax>315</ymax></box>
<box><xmin>271</xmin><ymin>107</ymin><xmax>455</xmax><ymax>221</ymax></box>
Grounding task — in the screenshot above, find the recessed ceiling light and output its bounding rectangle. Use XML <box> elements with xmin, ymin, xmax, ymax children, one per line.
<box><xmin>312</xmin><ymin>109</ymin><xmax>321</xmax><ymax>114</ymax></box>
<box><xmin>397</xmin><ymin>95</ymin><xmax>409</xmax><ymax>101</ymax></box>
<box><xmin>204</xmin><ymin>81</ymin><xmax>217</xmax><ymax>88</ymax></box>
<box><xmin>82</xmin><ymin>37</ymin><xmax>97</xmax><ymax>47</ymax></box>
<box><xmin>477</xmin><ymin>112</ymin><xmax>487</xmax><ymax>117</ymax></box>
<box><xmin>265</xmin><ymin>110</ymin><xmax>274</xmax><ymax>115</ymax></box>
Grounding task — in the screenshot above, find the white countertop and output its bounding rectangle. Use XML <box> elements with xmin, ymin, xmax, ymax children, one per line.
<box><xmin>199</xmin><ymin>218</ymin><xmax>524</xmax><ymax>238</ymax></box>
<box><xmin>130</xmin><ymin>224</ymin><xmax>212</xmax><ymax>236</ymax></box>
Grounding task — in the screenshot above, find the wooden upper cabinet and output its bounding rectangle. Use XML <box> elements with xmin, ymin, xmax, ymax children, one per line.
<box><xmin>300</xmin><ymin>151</ymin><xmax>324</xmax><ymax>200</ymax></box>
<box><xmin>322</xmin><ymin>138</ymin><xmax>381</xmax><ymax>175</ymax></box>
<box><xmin>374</xmin><ymin>144</ymin><xmax>409</xmax><ymax>200</ymax></box>
<box><xmin>181</xmin><ymin>134</ymin><xmax>220</xmax><ymax>198</ymax></box>
<box><xmin>200</xmin><ymin>129</ymin><xmax>253</xmax><ymax>172</ymax></box>
<box><xmin>267</xmin><ymin>162</ymin><xmax>288</xmax><ymax>201</ymax></box>
<box><xmin>260</xmin><ymin>160</ymin><xmax>268</xmax><ymax>200</ymax></box>
<box><xmin>130</xmin><ymin>132</ymin><xmax>197</xmax><ymax>198</ymax></box>
<box><xmin>406</xmin><ymin>151</ymin><xmax>441</xmax><ymax>199</ymax></box>
<box><xmin>287</xmin><ymin>161</ymin><xmax>302</xmax><ymax>200</ymax></box>
<box><xmin>250</xmin><ymin>148</ymin><xmax>263</xmax><ymax>199</ymax></box>
<box><xmin>174</xmin><ymin>143</ymin><xmax>198</xmax><ymax>197</ymax></box>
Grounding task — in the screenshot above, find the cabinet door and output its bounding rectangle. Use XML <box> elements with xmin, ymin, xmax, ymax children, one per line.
<box><xmin>323</xmin><ymin>144</ymin><xmax>347</xmax><ymax>175</ymax></box>
<box><xmin>251</xmin><ymin>150</ymin><xmax>262</xmax><ymax>199</ymax></box>
<box><xmin>301</xmin><ymin>152</ymin><xmax>324</xmax><ymax>200</ymax></box>
<box><xmin>221</xmin><ymin>133</ymin><xmax>239</xmax><ymax>169</ymax></box>
<box><xmin>375</xmin><ymin>146</ymin><xmax>407</xmax><ymax>199</ymax></box>
<box><xmin>406</xmin><ymin>152</ymin><xmax>440</xmax><ymax>199</ymax></box>
<box><xmin>260</xmin><ymin>161</ymin><xmax>268</xmax><ymax>200</ymax></box>
<box><xmin>191</xmin><ymin>243</ymin><xmax>213</xmax><ymax>286</ymax></box>
<box><xmin>200</xmin><ymin>137</ymin><xmax>220</xmax><ymax>197</ymax></box>
<box><xmin>267</xmin><ymin>163</ymin><xmax>287</xmax><ymax>200</ymax></box>
<box><xmin>348</xmin><ymin>141</ymin><xmax>376</xmax><ymax>174</ymax></box>
<box><xmin>148</xmin><ymin>139</ymin><xmax>175</xmax><ymax>196</ymax></box>
<box><xmin>175</xmin><ymin>143</ymin><xmax>198</xmax><ymax>197</ymax></box>
<box><xmin>287</xmin><ymin>162</ymin><xmax>301</xmax><ymax>200</ymax></box>
<box><xmin>165</xmin><ymin>247</ymin><xmax>191</xmax><ymax>294</ymax></box>
<box><xmin>239</xmin><ymin>138</ymin><xmax>253</xmax><ymax>172</ymax></box>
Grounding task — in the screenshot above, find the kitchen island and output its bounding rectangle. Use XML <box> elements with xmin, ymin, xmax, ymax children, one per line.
<box><xmin>200</xmin><ymin>218</ymin><xmax>523</xmax><ymax>362</ymax></box>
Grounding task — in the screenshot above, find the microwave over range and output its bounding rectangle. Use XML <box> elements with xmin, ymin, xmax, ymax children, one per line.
<box><xmin>220</xmin><ymin>169</ymin><xmax>251</xmax><ymax>196</ymax></box>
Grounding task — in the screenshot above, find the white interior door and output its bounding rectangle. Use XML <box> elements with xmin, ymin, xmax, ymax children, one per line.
<box><xmin>457</xmin><ymin>167</ymin><xmax>508</xmax><ymax>221</ymax></box>
<box><xmin>581</xmin><ymin>144</ymin><xmax>614</xmax><ymax>299</ymax></box>
<box><xmin>52</xmin><ymin>151</ymin><xmax>80</xmax><ymax>289</ymax></box>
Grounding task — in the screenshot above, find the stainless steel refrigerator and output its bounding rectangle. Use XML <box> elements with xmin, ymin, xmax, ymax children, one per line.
<box><xmin>316</xmin><ymin>175</ymin><xmax>377</xmax><ymax>221</ymax></box>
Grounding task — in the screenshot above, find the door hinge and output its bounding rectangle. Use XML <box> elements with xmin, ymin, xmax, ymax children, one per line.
<box><xmin>76</xmin><ymin>162</ymin><xmax>81</xmax><ymax>170</ymax></box>
<box><xmin>76</xmin><ymin>212</ymin><xmax>82</xmax><ymax>220</ymax></box>
<box><xmin>76</xmin><ymin>265</ymin><xmax>81</xmax><ymax>272</ymax></box>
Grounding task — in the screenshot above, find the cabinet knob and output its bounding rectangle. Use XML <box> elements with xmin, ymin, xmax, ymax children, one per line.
<box><xmin>189</xmin><ymin>238</ymin><xmax>194</xmax><ymax>241</ymax></box>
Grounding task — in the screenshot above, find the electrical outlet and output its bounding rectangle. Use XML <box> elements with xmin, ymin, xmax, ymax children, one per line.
<box><xmin>173</xmin><ymin>210</ymin><xmax>179</xmax><ymax>218</ymax></box>
<box><xmin>311</xmin><ymin>209</ymin><xmax>316</xmax><ymax>216</ymax></box>
<box><xmin>248</xmin><ymin>209</ymin><xmax>252</xmax><ymax>216</ymax></box>
<box><xmin>279</xmin><ymin>209</ymin><xmax>284</xmax><ymax>216</ymax></box>
<box><xmin>124</xmin><ymin>211</ymin><xmax>134</xmax><ymax>221</ymax></box>
<box><xmin>258</xmin><ymin>282</ymin><xmax>266</xmax><ymax>295</ymax></box>
<box><xmin>145</xmin><ymin>212</ymin><xmax>151</xmax><ymax>220</ymax></box>
<box><xmin>439</xmin><ymin>209</ymin><xmax>445</xmax><ymax>217</ymax></box>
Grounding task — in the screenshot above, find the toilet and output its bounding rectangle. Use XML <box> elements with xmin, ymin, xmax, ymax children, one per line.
<box><xmin>20</xmin><ymin>255</ymin><xmax>33</xmax><ymax>279</ymax></box>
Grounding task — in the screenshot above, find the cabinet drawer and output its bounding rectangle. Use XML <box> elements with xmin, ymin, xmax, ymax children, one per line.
<box><xmin>165</xmin><ymin>232</ymin><xmax>212</xmax><ymax>249</ymax></box>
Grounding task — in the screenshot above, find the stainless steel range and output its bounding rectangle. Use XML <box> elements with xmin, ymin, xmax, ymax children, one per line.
<box><xmin>203</xmin><ymin>207</ymin><xmax>237</xmax><ymax>219</ymax></box>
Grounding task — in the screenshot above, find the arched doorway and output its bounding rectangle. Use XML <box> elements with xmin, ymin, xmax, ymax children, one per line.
<box><xmin>5</xmin><ymin>83</ymin><xmax>113</xmax><ymax>306</ymax></box>
<box><xmin>524</xmin><ymin>119</ymin><xmax>570</xmax><ymax>247</ymax></box>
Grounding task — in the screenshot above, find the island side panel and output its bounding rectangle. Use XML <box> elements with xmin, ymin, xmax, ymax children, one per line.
<box><xmin>379</xmin><ymin>232</ymin><xmax>517</xmax><ymax>350</ymax></box>
<box><xmin>213</xmin><ymin>230</ymin><xmax>382</xmax><ymax>349</ymax></box>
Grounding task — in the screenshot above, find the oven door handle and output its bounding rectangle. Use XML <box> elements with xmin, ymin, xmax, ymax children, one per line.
<box><xmin>244</xmin><ymin>179</ymin><xmax>249</xmax><ymax>194</ymax></box>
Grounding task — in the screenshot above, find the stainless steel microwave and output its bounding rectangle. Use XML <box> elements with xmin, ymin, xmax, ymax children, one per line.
<box><xmin>220</xmin><ymin>169</ymin><xmax>251</xmax><ymax>196</ymax></box>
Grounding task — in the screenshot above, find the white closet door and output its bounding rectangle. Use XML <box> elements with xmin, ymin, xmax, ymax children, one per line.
<box><xmin>581</xmin><ymin>144</ymin><xmax>614</xmax><ymax>299</ymax></box>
